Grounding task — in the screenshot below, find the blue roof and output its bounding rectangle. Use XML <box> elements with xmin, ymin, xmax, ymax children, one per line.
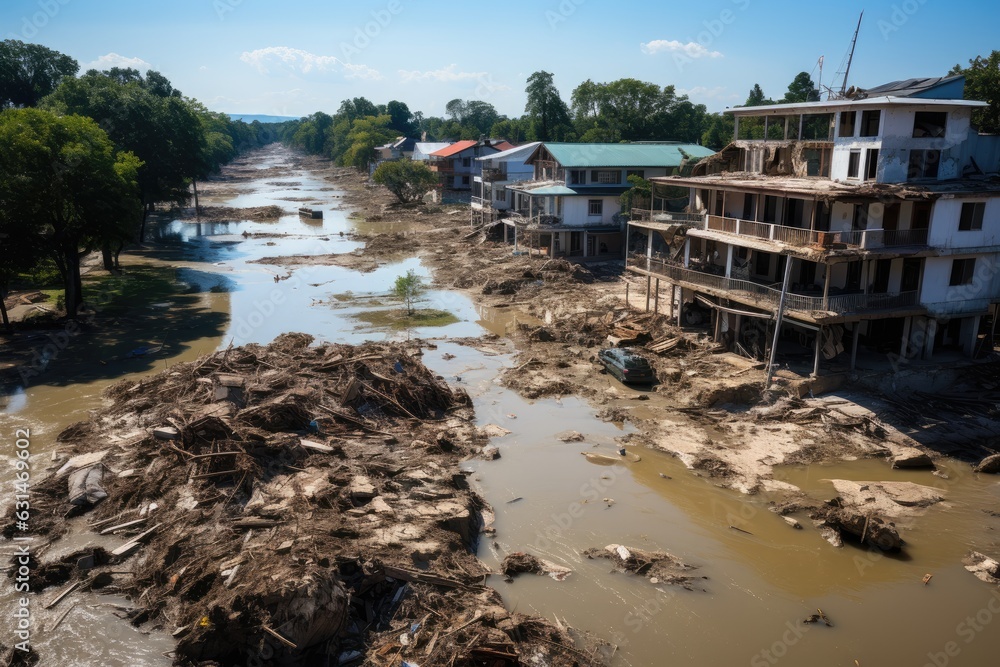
<box><xmin>535</xmin><ymin>142</ymin><xmax>716</xmax><ymax>168</ymax></box>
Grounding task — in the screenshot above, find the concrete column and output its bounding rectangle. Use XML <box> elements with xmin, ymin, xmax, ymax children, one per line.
<box><xmin>899</xmin><ymin>316</ymin><xmax>912</xmax><ymax>360</ymax></box>
<box><xmin>646</xmin><ymin>276</ymin><xmax>651</xmax><ymax>312</ymax></box>
<box><xmin>813</xmin><ymin>325</ymin><xmax>823</xmax><ymax>377</ymax></box>
<box><xmin>923</xmin><ymin>319</ymin><xmax>937</xmax><ymax>360</ymax></box>
<box><xmin>684</xmin><ymin>238</ymin><xmax>691</xmax><ymax>267</ymax></box>
<box><xmin>822</xmin><ymin>264</ymin><xmax>831</xmax><ymax>310</ymax></box>
<box><xmin>969</xmin><ymin>315</ymin><xmax>981</xmax><ymax>357</ymax></box>
<box><xmin>850</xmin><ymin>323</ymin><xmax>860</xmax><ymax>371</ymax></box>
<box><xmin>654</xmin><ymin>279</ymin><xmax>660</xmax><ymax>314</ymax></box>
<box><xmin>725</xmin><ymin>245</ymin><xmax>734</xmax><ymax>278</ymax></box>
<box><xmin>676</xmin><ymin>287</ymin><xmax>683</xmax><ymax>326</ymax></box>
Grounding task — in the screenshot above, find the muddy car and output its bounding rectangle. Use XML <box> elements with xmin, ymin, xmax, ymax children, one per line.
<box><xmin>597</xmin><ymin>347</ymin><xmax>656</xmax><ymax>384</ymax></box>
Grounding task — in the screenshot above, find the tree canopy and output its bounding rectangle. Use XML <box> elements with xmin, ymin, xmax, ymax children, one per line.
<box><xmin>0</xmin><ymin>108</ymin><xmax>141</xmax><ymax>318</ymax></box>
<box><xmin>373</xmin><ymin>160</ymin><xmax>439</xmax><ymax>203</ymax></box>
<box><xmin>524</xmin><ymin>71</ymin><xmax>572</xmax><ymax>141</ymax></box>
<box><xmin>951</xmin><ymin>51</ymin><xmax>1000</xmax><ymax>134</ymax></box>
<box><xmin>0</xmin><ymin>39</ymin><xmax>78</xmax><ymax>108</ymax></box>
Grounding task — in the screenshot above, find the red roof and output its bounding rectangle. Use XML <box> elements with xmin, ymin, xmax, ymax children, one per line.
<box><xmin>492</xmin><ymin>141</ymin><xmax>515</xmax><ymax>152</ymax></box>
<box><xmin>430</xmin><ymin>140</ymin><xmax>477</xmax><ymax>158</ymax></box>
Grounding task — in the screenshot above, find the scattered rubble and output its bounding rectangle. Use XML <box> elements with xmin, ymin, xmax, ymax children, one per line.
<box><xmin>179</xmin><ymin>205</ymin><xmax>284</xmax><ymax>222</ymax></box>
<box><xmin>963</xmin><ymin>551</ymin><xmax>1000</xmax><ymax>585</ymax></box>
<box><xmin>500</xmin><ymin>552</ymin><xmax>573</xmax><ymax>581</ymax></box>
<box><xmin>7</xmin><ymin>334</ymin><xmax>605</xmax><ymax>666</ymax></box>
<box><xmin>582</xmin><ymin>544</ymin><xmax>707</xmax><ymax>590</ymax></box>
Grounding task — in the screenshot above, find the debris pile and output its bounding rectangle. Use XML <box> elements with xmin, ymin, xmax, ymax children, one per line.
<box><xmin>583</xmin><ymin>544</ymin><xmax>707</xmax><ymax>591</ymax></box>
<box><xmin>7</xmin><ymin>334</ymin><xmax>605</xmax><ymax>666</ymax></box>
<box><xmin>179</xmin><ymin>205</ymin><xmax>285</xmax><ymax>222</ymax></box>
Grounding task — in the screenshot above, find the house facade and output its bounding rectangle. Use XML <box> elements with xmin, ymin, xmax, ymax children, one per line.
<box><xmin>506</xmin><ymin>142</ymin><xmax>715</xmax><ymax>259</ymax></box>
<box><xmin>471</xmin><ymin>141</ymin><xmax>540</xmax><ymax>224</ymax></box>
<box><xmin>428</xmin><ymin>139</ymin><xmax>514</xmax><ymax>191</ymax></box>
<box><xmin>628</xmin><ymin>76</ymin><xmax>1000</xmax><ymax>374</ymax></box>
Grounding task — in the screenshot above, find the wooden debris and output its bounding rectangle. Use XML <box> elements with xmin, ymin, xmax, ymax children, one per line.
<box><xmin>43</xmin><ymin>581</ymin><xmax>80</xmax><ymax>610</ymax></box>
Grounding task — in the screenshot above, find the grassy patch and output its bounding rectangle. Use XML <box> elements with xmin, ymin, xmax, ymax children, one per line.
<box><xmin>353</xmin><ymin>308</ymin><xmax>459</xmax><ymax>329</ymax></box>
<box><xmin>83</xmin><ymin>266</ymin><xmax>180</xmax><ymax>315</ymax></box>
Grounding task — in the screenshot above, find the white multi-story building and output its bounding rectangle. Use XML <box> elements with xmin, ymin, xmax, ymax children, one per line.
<box><xmin>628</xmin><ymin>76</ymin><xmax>1000</xmax><ymax>373</ymax></box>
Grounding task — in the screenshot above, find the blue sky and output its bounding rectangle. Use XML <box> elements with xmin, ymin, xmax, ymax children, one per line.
<box><xmin>3</xmin><ymin>0</ymin><xmax>998</xmax><ymax>119</ymax></box>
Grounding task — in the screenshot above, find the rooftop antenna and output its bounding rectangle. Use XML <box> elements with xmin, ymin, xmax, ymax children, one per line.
<box><xmin>839</xmin><ymin>11</ymin><xmax>864</xmax><ymax>96</ymax></box>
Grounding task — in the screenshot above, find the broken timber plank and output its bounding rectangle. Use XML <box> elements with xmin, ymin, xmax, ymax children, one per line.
<box><xmin>111</xmin><ymin>523</ymin><xmax>163</xmax><ymax>559</ymax></box>
<box><xmin>43</xmin><ymin>581</ymin><xmax>80</xmax><ymax>610</ymax></box>
<box><xmin>99</xmin><ymin>517</ymin><xmax>148</xmax><ymax>535</ymax></box>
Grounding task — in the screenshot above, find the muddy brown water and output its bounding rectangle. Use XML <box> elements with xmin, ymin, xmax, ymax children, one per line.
<box><xmin>3</xmin><ymin>145</ymin><xmax>1000</xmax><ymax>666</ymax></box>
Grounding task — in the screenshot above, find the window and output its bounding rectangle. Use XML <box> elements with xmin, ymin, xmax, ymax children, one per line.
<box><xmin>569</xmin><ymin>169</ymin><xmax>585</xmax><ymax>185</ymax></box>
<box><xmin>847</xmin><ymin>150</ymin><xmax>861</xmax><ymax>178</ymax></box>
<box><xmin>865</xmin><ymin>148</ymin><xmax>879</xmax><ymax>180</ymax></box>
<box><xmin>591</xmin><ymin>170</ymin><xmax>621</xmax><ymax>184</ymax></box>
<box><xmin>860</xmin><ymin>110</ymin><xmax>881</xmax><ymax>137</ymax></box>
<box><xmin>908</xmin><ymin>150</ymin><xmax>940</xmax><ymax>180</ymax></box>
<box><xmin>462</xmin><ymin>157</ymin><xmax>471</xmax><ymax>168</ymax></box>
<box><xmin>804</xmin><ymin>148</ymin><xmax>831</xmax><ymax>177</ymax></box>
<box><xmin>495</xmin><ymin>189</ymin><xmax>505</xmax><ymax>202</ymax></box>
<box><xmin>949</xmin><ymin>258</ymin><xmax>976</xmax><ymax>286</ymax></box>
<box><xmin>462</xmin><ymin>176</ymin><xmax>470</xmax><ymax>185</ymax></box>
<box><xmin>588</xmin><ymin>200</ymin><xmax>603</xmax><ymax>216</ymax></box>
<box><xmin>913</xmin><ymin>111</ymin><xmax>947</xmax><ymax>138</ymax></box>
<box><xmin>762</xmin><ymin>196</ymin><xmax>778</xmax><ymax>223</ymax></box>
<box><xmin>838</xmin><ymin>111</ymin><xmax>856</xmax><ymax>138</ymax></box>
<box><xmin>959</xmin><ymin>202</ymin><xmax>985</xmax><ymax>231</ymax></box>
<box><xmin>626</xmin><ymin>169</ymin><xmax>645</xmax><ymax>179</ymax></box>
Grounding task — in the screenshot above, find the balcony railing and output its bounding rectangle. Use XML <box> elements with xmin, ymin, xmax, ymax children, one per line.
<box><xmin>631</xmin><ymin>209</ymin><xmax>705</xmax><ymax>224</ymax></box>
<box><xmin>627</xmin><ymin>254</ymin><xmax>920</xmax><ymax>316</ymax></box>
<box><xmin>704</xmin><ymin>215</ymin><xmax>929</xmax><ymax>250</ymax></box>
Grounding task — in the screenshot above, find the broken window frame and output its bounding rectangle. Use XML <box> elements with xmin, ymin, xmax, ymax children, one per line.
<box><xmin>847</xmin><ymin>150</ymin><xmax>861</xmax><ymax>179</ymax></box>
<box><xmin>860</xmin><ymin>110</ymin><xmax>882</xmax><ymax>137</ymax></box>
<box><xmin>838</xmin><ymin>111</ymin><xmax>857</xmax><ymax>138</ymax></box>
<box><xmin>958</xmin><ymin>201</ymin><xmax>985</xmax><ymax>231</ymax></box>
<box><xmin>912</xmin><ymin>111</ymin><xmax>948</xmax><ymax>138</ymax></box>
<box><xmin>949</xmin><ymin>258</ymin><xmax>976</xmax><ymax>286</ymax></box>
<box><xmin>907</xmin><ymin>149</ymin><xmax>941</xmax><ymax>180</ymax></box>
<box><xmin>865</xmin><ymin>148</ymin><xmax>879</xmax><ymax>181</ymax></box>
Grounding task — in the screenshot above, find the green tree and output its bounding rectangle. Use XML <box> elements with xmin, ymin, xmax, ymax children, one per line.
<box><xmin>386</xmin><ymin>100</ymin><xmax>417</xmax><ymax>136</ymax></box>
<box><xmin>701</xmin><ymin>113</ymin><xmax>735</xmax><ymax>150</ymax></box>
<box><xmin>524</xmin><ymin>71</ymin><xmax>573</xmax><ymax>141</ymax></box>
<box><xmin>341</xmin><ymin>115</ymin><xmax>396</xmax><ymax>170</ymax></box>
<box><xmin>745</xmin><ymin>84</ymin><xmax>772</xmax><ymax>107</ymax></box>
<box><xmin>0</xmin><ymin>40</ymin><xmax>78</xmax><ymax>108</ymax></box>
<box><xmin>951</xmin><ymin>51</ymin><xmax>1000</xmax><ymax>133</ymax></box>
<box><xmin>393</xmin><ymin>269</ymin><xmax>423</xmax><ymax>315</ymax></box>
<box><xmin>373</xmin><ymin>160</ymin><xmax>439</xmax><ymax>203</ymax></box>
<box><xmin>0</xmin><ymin>108</ymin><xmax>142</xmax><ymax>318</ymax></box>
<box><xmin>782</xmin><ymin>72</ymin><xmax>820</xmax><ymax>103</ymax></box>
<box><xmin>42</xmin><ymin>69</ymin><xmax>205</xmax><ymax>241</ymax></box>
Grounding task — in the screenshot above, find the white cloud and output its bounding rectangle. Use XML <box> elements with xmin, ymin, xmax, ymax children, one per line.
<box><xmin>678</xmin><ymin>86</ymin><xmax>729</xmax><ymax>99</ymax></box>
<box><xmin>240</xmin><ymin>46</ymin><xmax>381</xmax><ymax>80</ymax></box>
<box><xmin>399</xmin><ymin>63</ymin><xmax>494</xmax><ymax>84</ymax></box>
<box><xmin>81</xmin><ymin>52</ymin><xmax>152</xmax><ymax>72</ymax></box>
<box><xmin>640</xmin><ymin>40</ymin><xmax>723</xmax><ymax>59</ymax></box>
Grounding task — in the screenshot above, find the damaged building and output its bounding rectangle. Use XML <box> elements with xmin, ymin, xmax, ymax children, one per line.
<box><xmin>627</xmin><ymin>75</ymin><xmax>1000</xmax><ymax>374</ymax></box>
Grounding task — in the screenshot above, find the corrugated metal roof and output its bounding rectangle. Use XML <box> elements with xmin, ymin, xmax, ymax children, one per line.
<box><xmin>538</xmin><ymin>143</ymin><xmax>716</xmax><ymax>168</ymax></box>
<box><xmin>430</xmin><ymin>140</ymin><xmax>478</xmax><ymax>158</ymax></box>
<box><xmin>492</xmin><ymin>141</ymin><xmax>515</xmax><ymax>151</ymax></box>
<box><xmin>475</xmin><ymin>141</ymin><xmax>542</xmax><ymax>163</ymax></box>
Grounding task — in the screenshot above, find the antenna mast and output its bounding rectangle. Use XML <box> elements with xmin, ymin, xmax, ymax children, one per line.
<box><xmin>840</xmin><ymin>11</ymin><xmax>864</xmax><ymax>96</ymax></box>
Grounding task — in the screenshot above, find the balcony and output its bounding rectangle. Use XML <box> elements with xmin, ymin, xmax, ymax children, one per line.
<box><xmin>631</xmin><ymin>209</ymin><xmax>705</xmax><ymax>225</ymax></box>
<box><xmin>627</xmin><ymin>254</ymin><xmax>920</xmax><ymax>317</ymax></box>
<box><xmin>703</xmin><ymin>215</ymin><xmax>929</xmax><ymax>250</ymax></box>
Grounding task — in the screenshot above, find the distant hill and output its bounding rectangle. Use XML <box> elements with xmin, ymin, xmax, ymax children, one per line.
<box><xmin>226</xmin><ymin>114</ymin><xmax>299</xmax><ymax>124</ymax></box>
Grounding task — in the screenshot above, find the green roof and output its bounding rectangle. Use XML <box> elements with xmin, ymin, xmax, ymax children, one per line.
<box><xmin>538</xmin><ymin>142</ymin><xmax>716</xmax><ymax>169</ymax></box>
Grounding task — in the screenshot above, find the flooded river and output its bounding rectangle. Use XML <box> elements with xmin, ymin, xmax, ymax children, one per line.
<box><xmin>3</xmin><ymin>145</ymin><xmax>1000</xmax><ymax>666</ymax></box>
